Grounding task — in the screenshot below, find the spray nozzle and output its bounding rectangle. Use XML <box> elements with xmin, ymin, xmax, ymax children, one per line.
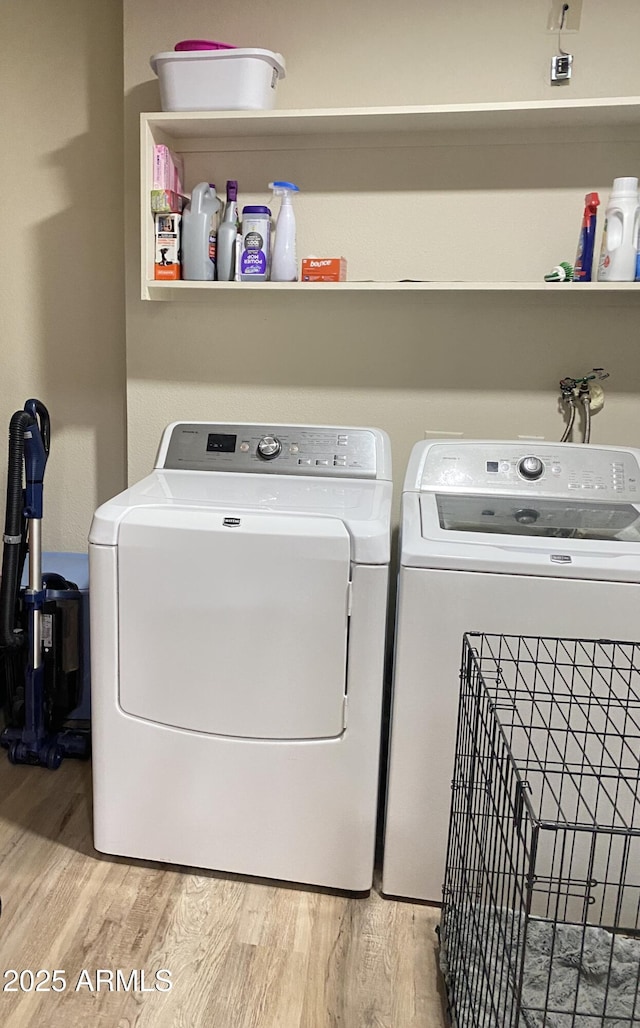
<box><xmin>226</xmin><ymin>180</ymin><xmax>238</xmax><ymax>202</ymax></box>
<box><xmin>269</xmin><ymin>181</ymin><xmax>299</xmax><ymax>199</ymax></box>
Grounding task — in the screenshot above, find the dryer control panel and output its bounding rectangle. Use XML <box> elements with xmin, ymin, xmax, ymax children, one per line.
<box><xmin>160</xmin><ymin>423</ymin><xmax>385</xmax><ymax>479</ymax></box>
<box><xmin>418</xmin><ymin>442</ymin><xmax>640</xmax><ymax>499</ymax></box>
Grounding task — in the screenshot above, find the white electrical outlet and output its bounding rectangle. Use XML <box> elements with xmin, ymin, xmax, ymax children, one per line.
<box><xmin>551</xmin><ymin>53</ymin><xmax>573</xmax><ymax>82</ymax></box>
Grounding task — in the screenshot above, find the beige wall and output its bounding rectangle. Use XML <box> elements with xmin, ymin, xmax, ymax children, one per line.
<box><xmin>0</xmin><ymin>0</ymin><xmax>126</xmax><ymax>553</ymax></box>
<box><xmin>125</xmin><ymin>0</ymin><xmax>640</xmax><ymax>106</ymax></box>
<box><xmin>124</xmin><ymin>1</ymin><xmax>640</xmax><ymax>510</ymax></box>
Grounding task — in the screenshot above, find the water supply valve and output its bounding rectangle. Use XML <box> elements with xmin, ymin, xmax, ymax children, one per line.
<box><xmin>587</xmin><ymin>382</ymin><xmax>605</xmax><ymax>414</ymax></box>
<box><xmin>559</xmin><ymin>368</ymin><xmax>608</xmax><ymax>444</ymax></box>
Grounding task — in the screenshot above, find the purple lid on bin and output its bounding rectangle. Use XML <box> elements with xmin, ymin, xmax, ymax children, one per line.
<box><xmin>242</xmin><ymin>206</ymin><xmax>271</xmax><ymax>215</ymax></box>
<box><xmin>174</xmin><ymin>39</ymin><xmax>236</xmax><ymax>51</ymax></box>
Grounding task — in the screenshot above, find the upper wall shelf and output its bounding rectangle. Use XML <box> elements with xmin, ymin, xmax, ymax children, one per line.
<box><xmin>144</xmin><ymin>96</ymin><xmax>640</xmax><ymax>142</ymax></box>
<box><xmin>141</xmin><ymin>97</ymin><xmax>640</xmax><ymax>299</ymax></box>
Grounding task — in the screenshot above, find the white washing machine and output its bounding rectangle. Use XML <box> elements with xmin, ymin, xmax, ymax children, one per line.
<box><xmin>89</xmin><ymin>422</ymin><xmax>392</xmax><ymax>891</ymax></box>
<box><xmin>382</xmin><ymin>439</ymin><xmax>640</xmax><ymax>902</ymax></box>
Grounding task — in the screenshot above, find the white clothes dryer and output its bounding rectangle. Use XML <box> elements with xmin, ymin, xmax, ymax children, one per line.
<box><xmin>382</xmin><ymin>439</ymin><xmax>640</xmax><ymax>902</ymax></box>
<box><xmin>90</xmin><ymin>422</ymin><xmax>392</xmax><ymax>891</ymax></box>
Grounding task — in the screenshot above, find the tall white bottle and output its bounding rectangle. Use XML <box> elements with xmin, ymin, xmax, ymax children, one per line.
<box><xmin>269</xmin><ymin>181</ymin><xmax>300</xmax><ymax>281</ymax></box>
<box><xmin>597</xmin><ymin>176</ymin><xmax>639</xmax><ymax>282</ymax></box>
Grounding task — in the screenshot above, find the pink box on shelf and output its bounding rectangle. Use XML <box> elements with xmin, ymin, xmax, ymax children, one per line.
<box><xmin>153</xmin><ymin>144</ymin><xmax>185</xmax><ymax>195</ymax></box>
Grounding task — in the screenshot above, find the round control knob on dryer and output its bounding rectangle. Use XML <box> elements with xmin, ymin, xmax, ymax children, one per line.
<box><xmin>518</xmin><ymin>456</ymin><xmax>544</xmax><ymax>480</ymax></box>
<box><xmin>256</xmin><ymin>435</ymin><xmax>281</xmax><ymax>460</ymax></box>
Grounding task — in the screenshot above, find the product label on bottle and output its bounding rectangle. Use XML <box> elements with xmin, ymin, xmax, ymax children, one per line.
<box><xmin>598</xmin><ymin>208</ymin><xmax>636</xmax><ymax>280</ymax></box>
<box><xmin>208</xmin><ymin>231</ymin><xmax>216</xmax><ymax>265</ymax></box>
<box><xmin>574</xmin><ymin>238</ymin><xmax>584</xmax><ymax>279</ymax></box>
<box><xmin>597</xmin><ymin>217</ymin><xmax>609</xmax><ymax>278</ymax></box>
<box><xmin>241</xmin><ymin>230</ymin><xmax>267</xmax><ymax>276</ymax></box>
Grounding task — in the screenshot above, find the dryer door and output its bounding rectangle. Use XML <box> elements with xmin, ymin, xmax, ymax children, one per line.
<box><xmin>116</xmin><ymin>508</ymin><xmax>351</xmax><ymax>739</ymax></box>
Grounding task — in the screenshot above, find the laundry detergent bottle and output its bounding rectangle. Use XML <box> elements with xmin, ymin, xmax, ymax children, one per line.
<box><xmin>269</xmin><ymin>181</ymin><xmax>300</xmax><ymax>281</ymax></box>
<box><xmin>573</xmin><ymin>192</ymin><xmax>600</xmax><ymax>282</ymax></box>
<box><xmin>597</xmin><ymin>176</ymin><xmax>639</xmax><ymax>282</ymax></box>
<box><xmin>181</xmin><ymin>182</ymin><xmax>222</xmax><ymax>281</ymax></box>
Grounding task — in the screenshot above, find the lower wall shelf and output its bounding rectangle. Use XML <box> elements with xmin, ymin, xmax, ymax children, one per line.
<box><xmin>143</xmin><ymin>280</ymin><xmax>640</xmax><ymax>300</ymax></box>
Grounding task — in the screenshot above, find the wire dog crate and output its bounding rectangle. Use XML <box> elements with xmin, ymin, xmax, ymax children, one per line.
<box><xmin>439</xmin><ymin>633</ymin><xmax>640</xmax><ymax>1028</ymax></box>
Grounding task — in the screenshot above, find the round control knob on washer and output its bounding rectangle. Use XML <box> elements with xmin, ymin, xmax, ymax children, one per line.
<box><xmin>518</xmin><ymin>456</ymin><xmax>544</xmax><ymax>480</ymax></box>
<box><xmin>256</xmin><ymin>435</ymin><xmax>281</xmax><ymax>460</ymax></box>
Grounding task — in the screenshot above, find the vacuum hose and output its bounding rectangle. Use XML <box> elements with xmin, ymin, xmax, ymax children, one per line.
<box><xmin>0</xmin><ymin>411</ymin><xmax>34</xmax><ymax>649</ymax></box>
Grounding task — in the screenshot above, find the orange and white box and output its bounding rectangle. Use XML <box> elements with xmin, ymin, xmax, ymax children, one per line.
<box><xmin>154</xmin><ymin>213</ymin><xmax>181</xmax><ymax>280</ymax></box>
<box><xmin>301</xmin><ymin>257</ymin><xmax>347</xmax><ymax>282</ymax></box>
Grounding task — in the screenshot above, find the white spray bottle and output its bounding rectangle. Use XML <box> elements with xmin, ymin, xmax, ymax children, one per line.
<box><xmin>269</xmin><ymin>181</ymin><xmax>300</xmax><ymax>281</ymax></box>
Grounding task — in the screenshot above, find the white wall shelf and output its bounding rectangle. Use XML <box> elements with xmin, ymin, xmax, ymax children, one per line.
<box><xmin>145</xmin><ymin>280</ymin><xmax>640</xmax><ymax>299</ymax></box>
<box><xmin>141</xmin><ymin>97</ymin><xmax>640</xmax><ymax>300</ymax></box>
<box><xmin>144</xmin><ymin>96</ymin><xmax>640</xmax><ymax>141</ymax></box>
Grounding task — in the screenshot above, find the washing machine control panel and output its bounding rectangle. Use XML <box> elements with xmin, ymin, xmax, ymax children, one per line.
<box><xmin>420</xmin><ymin>442</ymin><xmax>640</xmax><ymax>498</ymax></box>
<box><xmin>162</xmin><ymin>424</ymin><xmax>381</xmax><ymax>478</ymax></box>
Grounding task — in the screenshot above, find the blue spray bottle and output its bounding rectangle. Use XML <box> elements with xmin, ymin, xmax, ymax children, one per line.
<box><xmin>573</xmin><ymin>192</ymin><xmax>600</xmax><ymax>282</ymax></box>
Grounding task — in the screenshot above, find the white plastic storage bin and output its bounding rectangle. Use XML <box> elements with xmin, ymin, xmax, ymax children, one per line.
<box><xmin>150</xmin><ymin>48</ymin><xmax>286</xmax><ymax>112</ymax></box>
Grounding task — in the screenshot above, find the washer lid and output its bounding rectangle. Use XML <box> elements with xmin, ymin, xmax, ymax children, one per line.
<box><xmin>399</xmin><ymin>492</ymin><xmax>640</xmax><ymax>580</ymax></box>
<box><xmin>434</xmin><ymin>492</ymin><xmax>640</xmax><ymax>541</ymax></box>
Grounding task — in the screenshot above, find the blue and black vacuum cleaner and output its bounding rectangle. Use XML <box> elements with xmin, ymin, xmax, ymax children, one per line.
<box><xmin>0</xmin><ymin>399</ymin><xmax>90</xmax><ymax>768</ymax></box>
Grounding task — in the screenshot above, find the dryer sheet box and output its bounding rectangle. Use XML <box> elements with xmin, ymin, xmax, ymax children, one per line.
<box><xmin>301</xmin><ymin>257</ymin><xmax>347</xmax><ymax>282</ymax></box>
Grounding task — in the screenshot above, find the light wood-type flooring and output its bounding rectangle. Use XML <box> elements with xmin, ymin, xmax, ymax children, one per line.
<box><xmin>0</xmin><ymin>758</ymin><xmax>447</xmax><ymax>1027</ymax></box>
